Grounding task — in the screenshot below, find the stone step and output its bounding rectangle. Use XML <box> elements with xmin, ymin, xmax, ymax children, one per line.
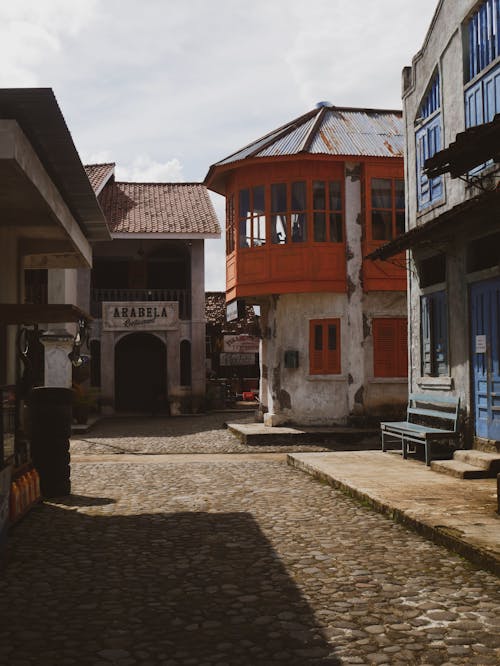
<box><xmin>454</xmin><ymin>449</ymin><xmax>500</xmax><ymax>473</ymax></box>
<box><xmin>430</xmin><ymin>459</ymin><xmax>491</xmax><ymax>479</ymax></box>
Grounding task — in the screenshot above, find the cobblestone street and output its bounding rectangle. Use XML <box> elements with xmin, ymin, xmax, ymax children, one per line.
<box><xmin>2</xmin><ymin>416</ymin><xmax>500</xmax><ymax>665</ymax></box>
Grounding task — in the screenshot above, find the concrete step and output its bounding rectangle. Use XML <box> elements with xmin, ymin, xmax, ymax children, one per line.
<box><xmin>430</xmin><ymin>459</ymin><xmax>491</xmax><ymax>479</ymax></box>
<box><xmin>227</xmin><ymin>422</ymin><xmax>379</xmax><ymax>447</ymax></box>
<box><xmin>454</xmin><ymin>449</ymin><xmax>500</xmax><ymax>473</ymax></box>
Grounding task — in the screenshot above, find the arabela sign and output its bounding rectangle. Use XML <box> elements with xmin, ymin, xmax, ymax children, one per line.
<box><xmin>102</xmin><ymin>302</ymin><xmax>179</xmax><ymax>331</ymax></box>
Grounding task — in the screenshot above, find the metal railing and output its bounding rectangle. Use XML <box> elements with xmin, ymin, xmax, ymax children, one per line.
<box><xmin>91</xmin><ymin>288</ymin><xmax>191</xmax><ymax>319</ymax></box>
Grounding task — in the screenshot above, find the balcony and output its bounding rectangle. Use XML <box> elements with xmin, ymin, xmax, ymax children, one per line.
<box><xmin>91</xmin><ymin>288</ymin><xmax>191</xmax><ymax>319</ymax></box>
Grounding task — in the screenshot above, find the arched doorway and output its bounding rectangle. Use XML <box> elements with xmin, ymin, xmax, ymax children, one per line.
<box><xmin>115</xmin><ymin>333</ymin><xmax>167</xmax><ymax>412</ymax></box>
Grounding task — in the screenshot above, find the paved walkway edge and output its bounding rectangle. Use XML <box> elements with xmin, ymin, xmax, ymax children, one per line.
<box><xmin>287</xmin><ymin>453</ymin><xmax>500</xmax><ymax>577</ymax></box>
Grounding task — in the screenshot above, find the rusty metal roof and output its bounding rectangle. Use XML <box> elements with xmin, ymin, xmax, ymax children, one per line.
<box><xmin>206</xmin><ymin>105</ymin><xmax>403</xmax><ymax>192</ymax></box>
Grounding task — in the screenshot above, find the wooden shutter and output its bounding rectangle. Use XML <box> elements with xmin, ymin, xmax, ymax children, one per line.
<box><xmin>421</xmin><ymin>295</ymin><xmax>433</xmax><ymax>375</ymax></box>
<box><xmin>309</xmin><ymin>319</ymin><xmax>341</xmax><ymax>374</ymax></box>
<box><xmin>373</xmin><ymin>318</ymin><xmax>408</xmax><ymax>378</ymax></box>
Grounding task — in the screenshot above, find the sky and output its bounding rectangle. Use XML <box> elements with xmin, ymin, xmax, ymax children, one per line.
<box><xmin>0</xmin><ymin>0</ymin><xmax>439</xmax><ymax>290</ymax></box>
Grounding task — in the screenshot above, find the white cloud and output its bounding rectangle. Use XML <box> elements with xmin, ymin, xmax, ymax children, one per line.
<box><xmin>114</xmin><ymin>156</ymin><xmax>184</xmax><ymax>183</ymax></box>
<box><xmin>0</xmin><ymin>0</ymin><xmax>439</xmax><ymax>292</ymax></box>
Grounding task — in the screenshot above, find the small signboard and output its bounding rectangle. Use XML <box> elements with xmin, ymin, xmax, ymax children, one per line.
<box><xmin>226</xmin><ymin>300</ymin><xmax>245</xmax><ymax>322</ymax></box>
<box><xmin>102</xmin><ymin>302</ymin><xmax>179</xmax><ymax>331</ymax></box>
<box><xmin>475</xmin><ymin>334</ymin><xmax>487</xmax><ymax>354</ymax></box>
<box><xmin>220</xmin><ymin>353</ymin><xmax>256</xmax><ymax>366</ymax></box>
<box><xmin>223</xmin><ymin>334</ymin><xmax>260</xmax><ymax>354</ymax></box>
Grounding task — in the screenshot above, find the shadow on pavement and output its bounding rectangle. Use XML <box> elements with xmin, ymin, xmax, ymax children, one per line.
<box><xmin>76</xmin><ymin>413</ymin><xmax>252</xmax><ymax>440</ymax></box>
<box><xmin>4</xmin><ymin>504</ymin><xmax>340</xmax><ymax>665</ymax></box>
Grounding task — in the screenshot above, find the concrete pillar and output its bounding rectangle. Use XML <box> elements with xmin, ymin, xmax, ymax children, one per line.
<box><xmin>167</xmin><ymin>327</ymin><xmax>181</xmax><ymax>414</ymax></box>
<box><xmin>189</xmin><ymin>240</ymin><xmax>206</xmax><ymax>400</ymax></box>
<box><xmin>40</xmin><ymin>332</ymin><xmax>74</xmax><ymax>388</ymax></box>
<box><xmin>47</xmin><ymin>269</ymin><xmax>78</xmax><ymax>335</ymax></box>
<box><xmin>0</xmin><ymin>228</ymin><xmax>20</xmax><ymax>384</ymax></box>
<box><xmin>100</xmin><ymin>331</ymin><xmax>115</xmax><ymax>414</ymax></box>
<box><xmin>344</xmin><ymin>162</ymin><xmax>365</xmax><ymax>417</ymax></box>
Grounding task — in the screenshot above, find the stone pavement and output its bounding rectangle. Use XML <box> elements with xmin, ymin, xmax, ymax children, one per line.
<box><xmin>288</xmin><ymin>451</ymin><xmax>500</xmax><ymax>577</ymax></box>
<box><xmin>2</xmin><ymin>415</ymin><xmax>500</xmax><ymax>665</ymax></box>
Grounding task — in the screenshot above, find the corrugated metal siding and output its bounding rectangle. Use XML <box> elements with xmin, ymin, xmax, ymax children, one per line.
<box><xmin>214</xmin><ymin>107</ymin><xmax>404</xmax><ymax>166</ymax></box>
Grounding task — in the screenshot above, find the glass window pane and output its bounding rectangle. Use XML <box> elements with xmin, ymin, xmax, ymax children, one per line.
<box><xmin>328</xmin><ymin>325</ymin><xmax>337</xmax><ymax>350</ymax></box>
<box><xmin>395</xmin><ymin>179</ymin><xmax>405</xmax><ymax>209</ymax></box>
<box><xmin>329</xmin><ymin>213</ymin><xmax>343</xmax><ymax>242</ymax></box>
<box><xmin>396</xmin><ymin>211</ymin><xmax>405</xmax><ymax>236</ymax></box>
<box><xmin>239</xmin><ymin>189</ymin><xmax>250</xmax><ymax>218</ymax></box>
<box><xmin>271</xmin><ymin>215</ymin><xmax>287</xmax><ymax>244</ymax></box>
<box><xmin>271</xmin><ymin>183</ymin><xmax>287</xmax><ymax>213</ymax></box>
<box><xmin>314</xmin><ymin>325</ymin><xmax>323</xmax><ymax>350</ymax></box>
<box><xmin>313</xmin><ymin>181</ymin><xmax>326</xmax><ymax>209</ymax></box>
<box><xmin>291</xmin><ymin>181</ymin><xmax>306</xmax><ymax>211</ymax></box>
<box><xmin>372</xmin><ymin>211</ymin><xmax>393</xmax><ymax>241</ymax></box>
<box><xmin>253</xmin><ymin>215</ymin><xmax>266</xmax><ymax>246</ymax></box>
<box><xmin>371</xmin><ymin>178</ymin><xmax>392</xmax><ymax>208</ymax></box>
<box><xmin>329</xmin><ymin>181</ymin><xmax>342</xmax><ymax>211</ymax></box>
<box><xmin>239</xmin><ymin>219</ymin><xmax>251</xmax><ymax>247</ymax></box>
<box><xmin>253</xmin><ymin>185</ymin><xmax>265</xmax><ymax>214</ymax></box>
<box><xmin>314</xmin><ymin>212</ymin><xmax>326</xmax><ymax>242</ymax></box>
<box><xmin>291</xmin><ymin>213</ymin><xmax>307</xmax><ymax>243</ymax></box>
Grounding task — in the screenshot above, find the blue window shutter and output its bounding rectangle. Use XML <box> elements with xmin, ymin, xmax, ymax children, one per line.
<box><xmin>421</xmin><ymin>296</ymin><xmax>433</xmax><ymax>375</ymax></box>
<box><xmin>434</xmin><ymin>291</ymin><xmax>449</xmax><ymax>376</ymax></box>
<box><xmin>484</xmin><ymin>64</ymin><xmax>500</xmax><ymax>121</ymax></box>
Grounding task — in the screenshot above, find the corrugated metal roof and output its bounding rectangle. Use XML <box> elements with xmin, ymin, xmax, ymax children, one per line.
<box><xmin>212</xmin><ymin>105</ymin><xmax>403</xmax><ymax>167</ymax></box>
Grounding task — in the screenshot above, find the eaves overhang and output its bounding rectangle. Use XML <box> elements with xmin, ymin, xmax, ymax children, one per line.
<box><xmin>367</xmin><ymin>189</ymin><xmax>500</xmax><ymax>261</ymax></box>
<box><xmin>425</xmin><ymin>114</ymin><xmax>500</xmax><ymax>178</ymax></box>
<box><xmin>0</xmin><ymin>88</ymin><xmax>110</xmax><ymax>242</ymax></box>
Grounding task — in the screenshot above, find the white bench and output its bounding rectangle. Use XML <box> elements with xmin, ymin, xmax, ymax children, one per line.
<box><xmin>381</xmin><ymin>393</ymin><xmax>460</xmax><ymax>466</ymax></box>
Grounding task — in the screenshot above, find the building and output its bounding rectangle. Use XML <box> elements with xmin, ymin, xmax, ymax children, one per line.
<box><xmin>205</xmin><ymin>291</ymin><xmax>260</xmax><ymax>397</ymax></box>
<box><xmin>84</xmin><ymin>164</ymin><xmax>221</xmax><ymax>415</ymax></box>
<box><xmin>205</xmin><ymin>104</ymin><xmax>408</xmax><ymax>426</ymax></box>
<box><xmin>370</xmin><ymin>0</ymin><xmax>500</xmax><ymax>446</ymax></box>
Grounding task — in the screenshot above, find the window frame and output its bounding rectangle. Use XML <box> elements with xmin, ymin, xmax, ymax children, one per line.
<box><xmin>309</xmin><ymin>318</ymin><xmax>341</xmax><ymax>375</ymax></box>
<box><xmin>420</xmin><ymin>289</ymin><xmax>449</xmax><ymax>377</ymax></box>
<box><xmin>368</xmin><ymin>176</ymin><xmax>405</xmax><ymax>242</ymax></box>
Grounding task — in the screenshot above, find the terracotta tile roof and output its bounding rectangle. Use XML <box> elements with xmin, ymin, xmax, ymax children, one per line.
<box><xmin>84</xmin><ymin>163</ymin><xmax>115</xmax><ymax>195</ymax></box>
<box><xmin>98</xmin><ymin>181</ymin><xmax>221</xmax><ymax>236</ymax></box>
<box><xmin>205</xmin><ymin>292</ymin><xmax>259</xmax><ymax>333</ymax></box>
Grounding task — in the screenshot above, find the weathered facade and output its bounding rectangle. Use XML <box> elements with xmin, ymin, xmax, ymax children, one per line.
<box><xmin>372</xmin><ymin>0</ymin><xmax>500</xmax><ymax>446</ymax></box>
<box><xmin>206</xmin><ymin>104</ymin><xmax>408</xmax><ymax>426</ymax></box>
<box><xmin>84</xmin><ymin>165</ymin><xmax>220</xmax><ymax>415</ymax></box>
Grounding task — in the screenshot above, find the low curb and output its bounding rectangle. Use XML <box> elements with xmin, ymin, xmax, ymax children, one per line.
<box><xmin>287</xmin><ymin>454</ymin><xmax>500</xmax><ymax>578</ymax></box>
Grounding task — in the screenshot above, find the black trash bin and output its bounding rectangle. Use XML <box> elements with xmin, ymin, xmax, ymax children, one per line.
<box><xmin>29</xmin><ymin>387</ymin><xmax>73</xmax><ymax>498</ymax></box>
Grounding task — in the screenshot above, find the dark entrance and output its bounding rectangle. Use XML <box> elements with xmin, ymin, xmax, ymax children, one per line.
<box><xmin>115</xmin><ymin>333</ymin><xmax>167</xmax><ymax>412</ymax></box>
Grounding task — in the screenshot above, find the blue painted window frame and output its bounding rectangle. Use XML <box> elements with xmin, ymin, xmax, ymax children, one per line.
<box><xmin>416</xmin><ymin>114</ymin><xmax>443</xmax><ymax>210</ymax></box>
<box><xmin>421</xmin><ymin>290</ymin><xmax>449</xmax><ymax>377</ymax></box>
<box><xmin>415</xmin><ymin>72</ymin><xmax>443</xmax><ymax>210</ymax></box>
<box><xmin>467</xmin><ymin>0</ymin><xmax>500</xmax><ymax>81</ymax></box>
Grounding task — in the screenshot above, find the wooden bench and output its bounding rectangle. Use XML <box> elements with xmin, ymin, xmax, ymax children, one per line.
<box><xmin>381</xmin><ymin>393</ymin><xmax>460</xmax><ymax>466</ymax></box>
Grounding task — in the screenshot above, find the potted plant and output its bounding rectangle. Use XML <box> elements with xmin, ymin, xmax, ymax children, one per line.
<box><xmin>72</xmin><ymin>383</ymin><xmax>99</xmax><ymax>425</ymax></box>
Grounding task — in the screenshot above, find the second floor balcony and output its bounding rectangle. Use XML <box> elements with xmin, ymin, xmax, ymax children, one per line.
<box><xmin>91</xmin><ymin>288</ymin><xmax>191</xmax><ymax>320</ymax></box>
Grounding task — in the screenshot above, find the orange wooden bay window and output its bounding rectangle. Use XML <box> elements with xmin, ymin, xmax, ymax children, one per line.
<box><xmin>370</xmin><ymin>177</ymin><xmax>405</xmax><ymax>242</ymax></box>
<box><xmin>309</xmin><ymin>319</ymin><xmax>341</xmax><ymax>374</ymax></box>
<box><xmin>372</xmin><ymin>318</ymin><xmax>408</xmax><ymax>377</ymax></box>
<box><xmin>226</xmin><ymin>194</ymin><xmax>235</xmax><ymax>253</ymax></box>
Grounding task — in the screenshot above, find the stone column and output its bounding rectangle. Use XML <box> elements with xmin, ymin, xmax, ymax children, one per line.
<box><xmin>40</xmin><ymin>331</ymin><xmax>74</xmax><ymax>388</ymax></box>
<box><xmin>100</xmin><ymin>331</ymin><xmax>115</xmax><ymax>415</ymax></box>
<box><xmin>189</xmin><ymin>240</ymin><xmax>206</xmax><ymax>404</ymax></box>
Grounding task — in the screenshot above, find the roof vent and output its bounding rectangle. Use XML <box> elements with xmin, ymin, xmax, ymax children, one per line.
<box><xmin>315</xmin><ymin>101</ymin><xmax>334</xmax><ymax>109</ymax></box>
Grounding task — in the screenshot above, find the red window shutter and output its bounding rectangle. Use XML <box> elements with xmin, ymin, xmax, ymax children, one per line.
<box><xmin>373</xmin><ymin>318</ymin><xmax>408</xmax><ymax>378</ymax></box>
<box><xmin>310</xmin><ymin>319</ymin><xmax>341</xmax><ymax>374</ymax></box>
<box><xmin>373</xmin><ymin>319</ymin><xmax>396</xmax><ymax>377</ymax></box>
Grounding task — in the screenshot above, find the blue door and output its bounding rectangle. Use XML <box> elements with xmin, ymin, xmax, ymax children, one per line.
<box><xmin>470</xmin><ymin>278</ymin><xmax>500</xmax><ymax>440</ymax></box>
